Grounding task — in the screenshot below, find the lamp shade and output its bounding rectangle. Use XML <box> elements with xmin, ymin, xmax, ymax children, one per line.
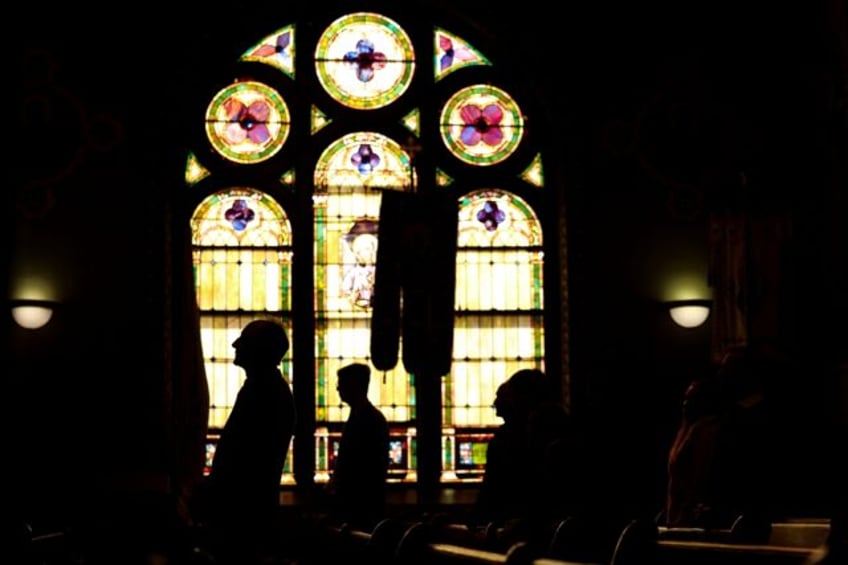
<box><xmin>11</xmin><ymin>300</ymin><xmax>56</xmax><ymax>329</ymax></box>
<box><xmin>667</xmin><ymin>300</ymin><xmax>711</xmax><ymax>328</ymax></box>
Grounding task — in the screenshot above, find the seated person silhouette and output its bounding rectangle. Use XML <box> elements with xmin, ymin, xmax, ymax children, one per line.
<box><xmin>665</xmin><ymin>376</ymin><xmax>727</xmax><ymax>528</ymax></box>
<box><xmin>325</xmin><ymin>363</ymin><xmax>390</xmax><ymax>530</ymax></box>
<box><xmin>468</xmin><ymin>369</ymin><xmax>562</xmax><ymax>544</ymax></box>
<box><xmin>192</xmin><ymin>319</ymin><xmax>296</xmax><ymax>564</ymax></box>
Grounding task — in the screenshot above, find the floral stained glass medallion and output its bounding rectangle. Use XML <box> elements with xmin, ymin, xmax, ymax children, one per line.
<box><xmin>315</xmin><ymin>12</ymin><xmax>415</xmax><ymax>110</ymax></box>
<box><xmin>205</xmin><ymin>80</ymin><xmax>291</xmax><ymax>164</ymax></box>
<box><xmin>440</xmin><ymin>84</ymin><xmax>525</xmax><ymax>166</ymax></box>
<box><xmin>240</xmin><ymin>26</ymin><xmax>295</xmax><ymax>78</ymax></box>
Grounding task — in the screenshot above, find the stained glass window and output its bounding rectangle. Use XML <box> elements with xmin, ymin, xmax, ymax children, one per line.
<box><xmin>440</xmin><ymin>84</ymin><xmax>525</xmax><ymax>166</ymax></box>
<box><xmin>184</xmin><ymin>7</ymin><xmax>560</xmax><ymax>487</ymax></box>
<box><xmin>434</xmin><ymin>28</ymin><xmax>490</xmax><ymax>81</ymax></box>
<box><xmin>205</xmin><ymin>80</ymin><xmax>291</xmax><ymax>164</ymax></box>
<box><xmin>314</xmin><ymin>132</ymin><xmax>415</xmax><ymax>191</ymax></box>
<box><xmin>240</xmin><ymin>26</ymin><xmax>296</xmax><ymax>78</ymax></box>
<box><xmin>442</xmin><ymin>189</ymin><xmax>545</xmax><ymax>480</ymax></box>
<box><xmin>190</xmin><ymin>187</ymin><xmax>295</xmax><ymax>483</ymax></box>
<box><xmin>315</xmin><ymin>12</ymin><xmax>415</xmax><ymax>110</ymax></box>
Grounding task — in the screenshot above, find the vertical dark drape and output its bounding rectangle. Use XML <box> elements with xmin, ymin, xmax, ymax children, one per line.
<box><xmin>370</xmin><ymin>189</ymin><xmax>458</xmax><ymax>376</ymax></box>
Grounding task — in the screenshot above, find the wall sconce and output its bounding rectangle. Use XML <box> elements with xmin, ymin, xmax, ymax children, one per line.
<box><xmin>11</xmin><ymin>299</ymin><xmax>57</xmax><ymax>329</ymax></box>
<box><xmin>667</xmin><ymin>299</ymin><xmax>711</xmax><ymax>328</ymax></box>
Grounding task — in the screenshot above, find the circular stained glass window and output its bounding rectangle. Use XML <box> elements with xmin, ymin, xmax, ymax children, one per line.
<box><xmin>440</xmin><ymin>84</ymin><xmax>525</xmax><ymax>166</ymax></box>
<box><xmin>205</xmin><ymin>80</ymin><xmax>291</xmax><ymax>164</ymax></box>
<box><xmin>315</xmin><ymin>12</ymin><xmax>415</xmax><ymax>110</ymax></box>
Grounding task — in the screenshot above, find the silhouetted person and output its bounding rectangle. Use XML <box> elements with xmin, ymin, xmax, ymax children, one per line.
<box><xmin>665</xmin><ymin>375</ymin><xmax>727</xmax><ymax>528</ymax></box>
<box><xmin>192</xmin><ymin>319</ymin><xmax>296</xmax><ymax>564</ymax></box>
<box><xmin>325</xmin><ymin>363</ymin><xmax>389</xmax><ymax>530</ymax></box>
<box><xmin>713</xmin><ymin>344</ymin><xmax>776</xmax><ymax>537</ymax></box>
<box><xmin>469</xmin><ymin>368</ymin><xmax>569</xmax><ymax>549</ymax></box>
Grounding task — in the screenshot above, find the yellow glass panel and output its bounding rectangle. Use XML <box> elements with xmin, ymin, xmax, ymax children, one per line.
<box><xmin>455</xmin><ymin>249</ymin><xmax>544</xmax><ymax>310</ymax></box>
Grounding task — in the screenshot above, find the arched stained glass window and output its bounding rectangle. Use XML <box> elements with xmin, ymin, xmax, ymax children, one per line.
<box><xmin>314</xmin><ymin>132</ymin><xmax>415</xmax><ymax>191</ymax></box>
<box><xmin>190</xmin><ymin>187</ymin><xmax>295</xmax><ymax>482</ymax></box>
<box><xmin>313</xmin><ymin>137</ymin><xmax>416</xmax><ymax>482</ymax></box>
<box><xmin>182</xmin><ymin>5</ymin><xmax>564</xmax><ymax>488</ymax></box>
<box><xmin>442</xmin><ymin>189</ymin><xmax>545</xmax><ymax>480</ymax></box>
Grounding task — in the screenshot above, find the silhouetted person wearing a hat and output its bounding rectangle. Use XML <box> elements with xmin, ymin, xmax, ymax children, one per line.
<box><xmin>192</xmin><ymin>319</ymin><xmax>296</xmax><ymax>564</ymax></box>
<box><xmin>325</xmin><ymin>363</ymin><xmax>389</xmax><ymax>530</ymax></box>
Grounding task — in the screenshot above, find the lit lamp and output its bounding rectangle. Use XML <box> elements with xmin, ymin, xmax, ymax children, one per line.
<box><xmin>11</xmin><ymin>299</ymin><xmax>57</xmax><ymax>329</ymax></box>
<box><xmin>667</xmin><ymin>299</ymin><xmax>711</xmax><ymax>328</ymax></box>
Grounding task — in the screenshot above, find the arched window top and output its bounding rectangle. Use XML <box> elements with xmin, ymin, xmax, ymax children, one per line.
<box><xmin>313</xmin><ymin>131</ymin><xmax>416</xmax><ymax>191</ymax></box>
<box><xmin>205</xmin><ymin>80</ymin><xmax>291</xmax><ymax>164</ymax></box>
<box><xmin>315</xmin><ymin>12</ymin><xmax>415</xmax><ymax>110</ymax></box>
<box><xmin>440</xmin><ymin>84</ymin><xmax>525</xmax><ymax>166</ymax></box>
<box><xmin>457</xmin><ymin>189</ymin><xmax>542</xmax><ymax>247</ymax></box>
<box><xmin>191</xmin><ymin>188</ymin><xmax>292</xmax><ymax>247</ymax></box>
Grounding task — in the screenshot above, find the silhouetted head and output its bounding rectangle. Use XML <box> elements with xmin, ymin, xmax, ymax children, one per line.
<box><xmin>493</xmin><ymin>382</ymin><xmax>516</xmax><ymax>421</ymax></box>
<box><xmin>508</xmin><ymin>368</ymin><xmax>550</xmax><ymax>407</ymax></box>
<box><xmin>494</xmin><ymin>368</ymin><xmax>549</xmax><ymax>424</ymax></box>
<box><xmin>337</xmin><ymin>362</ymin><xmax>371</xmax><ymax>405</ymax></box>
<box><xmin>232</xmin><ymin>319</ymin><xmax>289</xmax><ymax>370</ymax></box>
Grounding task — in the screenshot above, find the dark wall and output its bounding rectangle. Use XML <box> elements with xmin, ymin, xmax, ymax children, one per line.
<box><xmin>7</xmin><ymin>0</ymin><xmax>846</xmax><ymax>526</ymax></box>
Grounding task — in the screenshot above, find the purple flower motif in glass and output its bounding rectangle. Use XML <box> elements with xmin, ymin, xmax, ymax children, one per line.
<box><xmin>438</xmin><ymin>35</ymin><xmax>474</xmax><ymax>72</ymax></box>
<box><xmin>343</xmin><ymin>39</ymin><xmax>387</xmax><ymax>83</ymax></box>
<box><xmin>251</xmin><ymin>30</ymin><xmax>291</xmax><ymax>57</ymax></box>
<box><xmin>350</xmin><ymin>144</ymin><xmax>380</xmax><ymax>174</ymax></box>
<box><xmin>476</xmin><ymin>200</ymin><xmax>506</xmax><ymax>231</ymax></box>
<box><xmin>224</xmin><ymin>199</ymin><xmax>256</xmax><ymax>231</ymax></box>
<box><xmin>459</xmin><ymin>103</ymin><xmax>505</xmax><ymax>147</ymax></box>
<box><xmin>222</xmin><ymin>98</ymin><xmax>272</xmax><ymax>145</ymax></box>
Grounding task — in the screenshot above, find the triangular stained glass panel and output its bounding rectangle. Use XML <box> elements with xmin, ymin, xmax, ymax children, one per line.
<box><xmin>434</xmin><ymin>27</ymin><xmax>490</xmax><ymax>81</ymax></box>
<box><xmin>520</xmin><ymin>153</ymin><xmax>545</xmax><ymax>187</ymax></box>
<box><xmin>311</xmin><ymin>105</ymin><xmax>332</xmax><ymax>135</ymax></box>
<box><xmin>240</xmin><ymin>25</ymin><xmax>296</xmax><ymax>78</ymax></box>
<box><xmin>435</xmin><ymin>168</ymin><xmax>454</xmax><ymax>187</ymax></box>
<box><xmin>185</xmin><ymin>152</ymin><xmax>211</xmax><ymax>186</ymax></box>
<box><xmin>280</xmin><ymin>168</ymin><xmax>296</xmax><ymax>185</ymax></box>
<box><xmin>401</xmin><ymin>108</ymin><xmax>420</xmax><ymax>137</ymax></box>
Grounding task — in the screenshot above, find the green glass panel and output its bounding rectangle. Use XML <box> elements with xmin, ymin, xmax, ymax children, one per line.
<box><xmin>311</xmin><ymin>104</ymin><xmax>331</xmax><ymax>135</ymax></box>
<box><xmin>185</xmin><ymin>152</ymin><xmax>211</xmax><ymax>186</ymax></box>
<box><xmin>401</xmin><ymin>108</ymin><xmax>420</xmax><ymax>136</ymax></box>
<box><xmin>521</xmin><ymin>153</ymin><xmax>545</xmax><ymax>187</ymax></box>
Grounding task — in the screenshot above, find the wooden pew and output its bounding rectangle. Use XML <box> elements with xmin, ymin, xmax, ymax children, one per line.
<box><xmin>767</xmin><ymin>520</ymin><xmax>831</xmax><ymax>548</ymax></box>
<box><xmin>655</xmin><ymin>539</ymin><xmax>816</xmax><ymax>565</ymax></box>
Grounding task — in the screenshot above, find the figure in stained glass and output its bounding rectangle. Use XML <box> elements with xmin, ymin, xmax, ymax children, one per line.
<box><xmin>342</xmin><ymin>218</ymin><xmax>379</xmax><ymax>308</ymax></box>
